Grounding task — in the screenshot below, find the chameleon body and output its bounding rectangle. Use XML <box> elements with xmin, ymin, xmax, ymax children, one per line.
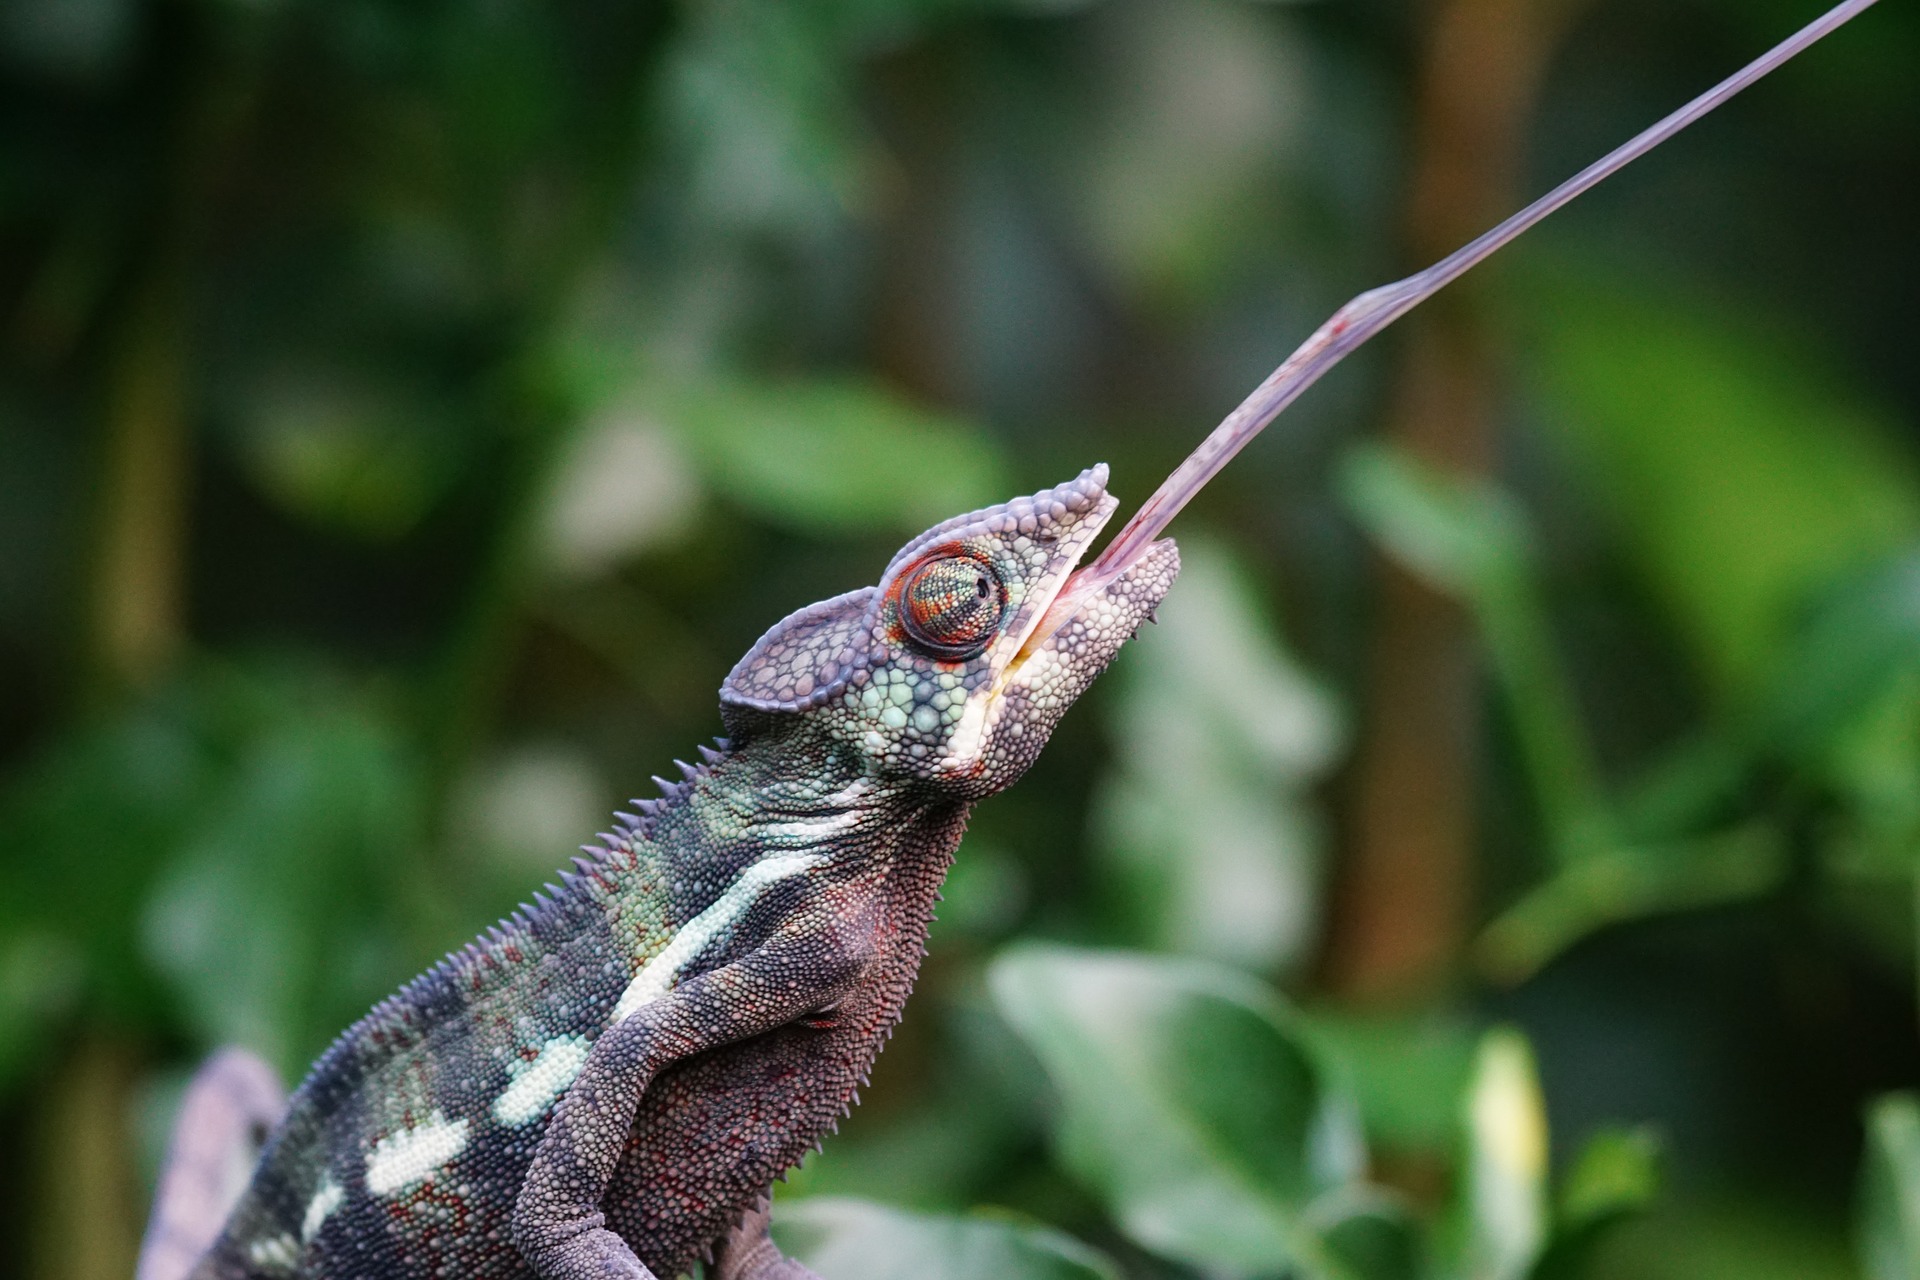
<box><xmin>154</xmin><ymin>467</ymin><xmax>1179</xmax><ymax>1280</ymax></box>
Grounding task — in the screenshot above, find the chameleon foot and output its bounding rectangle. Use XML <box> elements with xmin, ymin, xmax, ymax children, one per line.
<box><xmin>709</xmin><ymin>1198</ymin><xmax>822</xmax><ymax>1280</ymax></box>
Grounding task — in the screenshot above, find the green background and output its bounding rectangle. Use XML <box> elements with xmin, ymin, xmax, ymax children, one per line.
<box><xmin>1</xmin><ymin>0</ymin><xmax>1917</xmax><ymax>1277</ymax></box>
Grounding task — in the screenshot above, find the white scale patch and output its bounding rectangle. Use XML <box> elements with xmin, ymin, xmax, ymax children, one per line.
<box><xmin>247</xmin><ymin>1234</ymin><xmax>300</xmax><ymax>1271</ymax></box>
<box><xmin>301</xmin><ymin>1175</ymin><xmax>345</xmax><ymax>1242</ymax></box>
<box><xmin>938</xmin><ymin>693</ymin><xmax>991</xmax><ymax>768</ymax></box>
<box><xmin>756</xmin><ymin>809</ymin><xmax>862</xmax><ymax>844</ymax></box>
<box><xmin>611</xmin><ymin>850</ymin><xmax>826</xmax><ymax>1023</ymax></box>
<box><xmin>364</xmin><ymin>1110</ymin><xmax>470</xmax><ymax>1197</ymax></box>
<box><xmin>825</xmin><ymin>778</ymin><xmax>874</xmax><ymax>805</ymax></box>
<box><xmin>493</xmin><ymin>1034</ymin><xmax>591</xmax><ymax>1126</ymax></box>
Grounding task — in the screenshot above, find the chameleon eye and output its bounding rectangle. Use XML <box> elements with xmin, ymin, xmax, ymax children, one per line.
<box><xmin>898</xmin><ymin>556</ymin><xmax>1006</xmax><ymax>659</ymax></box>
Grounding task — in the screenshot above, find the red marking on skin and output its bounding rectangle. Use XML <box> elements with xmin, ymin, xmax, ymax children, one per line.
<box><xmin>502</xmin><ymin>945</ymin><xmax>523</xmax><ymax>963</ymax></box>
<box><xmin>386</xmin><ymin>1179</ymin><xmax>474</xmax><ymax>1270</ymax></box>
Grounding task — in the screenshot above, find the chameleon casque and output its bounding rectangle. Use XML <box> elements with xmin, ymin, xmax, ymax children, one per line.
<box><xmin>143</xmin><ymin>467</ymin><xmax>1180</xmax><ymax>1280</ymax></box>
<box><xmin>139</xmin><ymin>2</ymin><xmax>1880</xmax><ymax>1277</ymax></box>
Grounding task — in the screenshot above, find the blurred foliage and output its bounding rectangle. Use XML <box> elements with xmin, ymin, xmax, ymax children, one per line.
<box><xmin>990</xmin><ymin>945</ymin><xmax>1358</xmax><ymax>1274</ymax></box>
<box><xmin>776</xmin><ymin>1199</ymin><xmax>1122</xmax><ymax>1280</ymax></box>
<box><xmin>985</xmin><ymin>947</ymin><xmax>1653</xmax><ymax>1279</ymax></box>
<box><xmin>1</xmin><ymin>0</ymin><xmax>1918</xmax><ymax>1279</ymax></box>
<box><xmin>1092</xmin><ymin>538</ymin><xmax>1343</xmax><ymax>974</ymax></box>
<box><xmin>1860</xmin><ymin>1094</ymin><xmax>1920</xmax><ymax>1280</ymax></box>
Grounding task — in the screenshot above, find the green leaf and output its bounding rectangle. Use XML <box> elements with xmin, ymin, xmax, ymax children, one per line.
<box><xmin>1474</xmin><ymin>827</ymin><xmax>1787</xmax><ymax>985</ymax></box>
<box><xmin>1530</xmin><ymin>1127</ymin><xmax>1660</xmax><ymax>1280</ymax></box>
<box><xmin>1460</xmin><ymin>1029</ymin><xmax>1547</xmax><ymax>1280</ymax></box>
<box><xmin>1306</xmin><ymin>1186</ymin><xmax>1426</xmax><ymax>1280</ymax></box>
<box><xmin>1859</xmin><ymin>1093</ymin><xmax>1920</xmax><ymax>1280</ymax></box>
<box><xmin>665</xmin><ymin>378</ymin><xmax>1008</xmax><ymax>533</ymax></box>
<box><xmin>1341</xmin><ymin>443</ymin><xmax>1531</xmax><ymax>600</ymax></box>
<box><xmin>1342</xmin><ymin>445</ymin><xmax>1792</xmax><ymax>979</ymax></box>
<box><xmin>774</xmin><ymin>1198</ymin><xmax>1120</xmax><ymax>1280</ymax></box>
<box><xmin>988</xmin><ymin>944</ymin><xmax>1348</xmax><ymax>1275</ymax></box>
<box><xmin>0</xmin><ymin>662</ymin><xmax>435</xmax><ymax>1076</ymax></box>
<box><xmin>1754</xmin><ymin>550</ymin><xmax>1920</xmax><ymax>862</ymax></box>
<box><xmin>1557</xmin><ymin>1127</ymin><xmax>1660</xmax><ymax>1225</ymax></box>
<box><xmin>1760</xmin><ymin>551</ymin><xmax>1920</xmax><ymax>759</ymax></box>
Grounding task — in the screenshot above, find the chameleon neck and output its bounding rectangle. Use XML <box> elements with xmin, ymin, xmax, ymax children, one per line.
<box><xmin>645</xmin><ymin>721</ymin><xmax>959</xmax><ymax>916</ymax></box>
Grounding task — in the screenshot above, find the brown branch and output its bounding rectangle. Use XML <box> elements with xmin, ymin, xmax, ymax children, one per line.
<box><xmin>30</xmin><ymin>1040</ymin><xmax>141</xmax><ymax>1280</ymax></box>
<box><xmin>88</xmin><ymin>269</ymin><xmax>190</xmax><ymax>691</ymax></box>
<box><xmin>1323</xmin><ymin>0</ymin><xmax>1588</xmax><ymax>1004</ymax></box>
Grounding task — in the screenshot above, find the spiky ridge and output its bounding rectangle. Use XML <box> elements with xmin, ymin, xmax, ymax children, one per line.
<box><xmin>300</xmin><ymin>737</ymin><xmax>735</xmax><ymax>1095</ymax></box>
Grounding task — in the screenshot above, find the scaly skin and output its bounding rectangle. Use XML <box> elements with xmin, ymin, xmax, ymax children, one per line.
<box><xmin>167</xmin><ymin>466</ymin><xmax>1178</xmax><ymax>1280</ymax></box>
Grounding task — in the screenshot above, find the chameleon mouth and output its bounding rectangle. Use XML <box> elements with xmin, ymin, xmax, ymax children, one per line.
<box><xmin>1002</xmin><ymin>569</ymin><xmax>1089</xmax><ymax>679</ymax></box>
<box><xmin>992</xmin><ymin>498</ymin><xmax>1116</xmax><ymax>683</ymax></box>
<box><xmin>1004</xmin><ymin>512</ymin><xmax>1170</xmax><ymax>677</ymax></box>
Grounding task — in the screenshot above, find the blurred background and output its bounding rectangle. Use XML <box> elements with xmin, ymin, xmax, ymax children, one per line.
<box><xmin>2</xmin><ymin>0</ymin><xmax>1918</xmax><ymax>1277</ymax></box>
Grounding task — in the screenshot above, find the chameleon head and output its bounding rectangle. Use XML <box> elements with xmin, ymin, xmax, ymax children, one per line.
<box><xmin>720</xmin><ymin>465</ymin><xmax>1179</xmax><ymax>796</ymax></box>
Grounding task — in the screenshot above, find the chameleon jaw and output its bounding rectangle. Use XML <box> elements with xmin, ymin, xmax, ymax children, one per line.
<box><xmin>1007</xmin><ymin>529</ymin><xmax>1177</xmax><ymax>676</ymax></box>
<box><xmin>983</xmin><ymin>494</ymin><xmax>1170</xmax><ymax>697</ymax></box>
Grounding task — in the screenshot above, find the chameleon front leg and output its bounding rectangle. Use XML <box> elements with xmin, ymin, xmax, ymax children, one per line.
<box><xmin>511</xmin><ymin>932</ymin><xmax>867</xmax><ymax>1280</ymax></box>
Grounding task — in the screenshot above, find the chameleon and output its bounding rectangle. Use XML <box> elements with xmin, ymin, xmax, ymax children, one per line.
<box><xmin>138</xmin><ymin>1</ymin><xmax>1881</xmax><ymax>1277</ymax></box>
<box><xmin>141</xmin><ymin>467</ymin><xmax>1181</xmax><ymax>1280</ymax></box>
